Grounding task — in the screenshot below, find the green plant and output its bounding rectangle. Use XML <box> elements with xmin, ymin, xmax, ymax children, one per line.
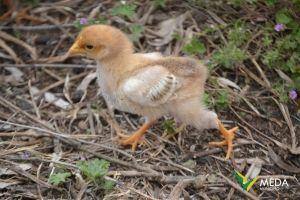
<box><xmin>227</xmin><ymin>21</ymin><xmax>250</xmax><ymax>47</ymax></box>
<box><xmin>265</xmin><ymin>0</ymin><xmax>277</xmax><ymax>6</ymax></box>
<box><xmin>215</xmin><ymin>90</ymin><xmax>230</xmax><ymax>109</ymax></box>
<box><xmin>260</xmin><ymin>7</ymin><xmax>300</xmax><ymax>81</ymax></box>
<box><xmin>128</xmin><ymin>24</ymin><xmax>144</xmax><ymax>42</ymax></box>
<box><xmin>203</xmin><ymin>92</ymin><xmax>213</xmax><ymax>108</ymax></box>
<box><xmin>153</xmin><ymin>0</ymin><xmax>166</xmax><ymax>8</ymax></box>
<box><xmin>182</xmin><ymin>37</ymin><xmax>206</xmax><ymax>56</ymax></box>
<box><xmin>273</xmin><ymin>82</ymin><xmax>289</xmax><ymax>103</ymax></box>
<box><xmin>275</xmin><ymin>9</ymin><xmax>293</xmax><ymax>25</ymax></box>
<box><xmin>210</xmin><ymin>21</ymin><xmax>249</xmax><ymax>69</ymax></box>
<box><xmin>212</xmin><ymin>44</ymin><xmax>247</xmax><ymax>69</ymax></box>
<box><xmin>111</xmin><ymin>3</ymin><xmax>136</xmax><ymax>19</ymax></box>
<box><xmin>77</xmin><ymin>159</ymin><xmax>114</xmax><ymax>190</ymax></box>
<box><xmin>173</xmin><ymin>33</ymin><xmax>183</xmax><ymax>41</ymax></box>
<box><xmin>49</xmin><ymin>172</ymin><xmax>71</xmax><ymax>186</ymax></box>
<box><xmin>262</xmin><ymin>34</ymin><xmax>273</xmax><ymax>47</ymax></box>
<box><xmin>162</xmin><ymin>119</ymin><xmax>176</xmax><ymax>134</ymax></box>
<box><xmin>262</xmin><ymin>49</ymin><xmax>280</xmax><ymax>67</ymax></box>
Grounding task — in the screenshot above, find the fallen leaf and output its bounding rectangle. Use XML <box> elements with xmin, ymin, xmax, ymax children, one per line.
<box><xmin>63</xmin><ymin>74</ymin><xmax>73</xmax><ymax>104</ymax></box>
<box><xmin>217</xmin><ymin>77</ymin><xmax>241</xmax><ymax>91</ymax></box>
<box><xmin>0</xmin><ymin>180</ymin><xmax>21</xmax><ymax>189</ymax></box>
<box><xmin>245</xmin><ymin>157</ymin><xmax>262</xmax><ymax>180</ymax></box>
<box><xmin>30</xmin><ymin>86</ymin><xmax>71</xmax><ymax>110</ymax></box>
<box><xmin>73</xmin><ymin>72</ymin><xmax>97</xmax><ymax>102</ymax></box>
<box><xmin>148</xmin><ymin>12</ymin><xmax>189</xmax><ymax>46</ymax></box>
<box><xmin>0</xmin><ymin>163</ymin><xmax>32</xmax><ymax>176</ymax></box>
<box><xmin>3</xmin><ymin>67</ymin><xmax>24</xmax><ymax>83</ymax></box>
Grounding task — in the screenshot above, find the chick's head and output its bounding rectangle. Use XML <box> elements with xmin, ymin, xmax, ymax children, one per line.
<box><xmin>68</xmin><ymin>25</ymin><xmax>133</xmax><ymax>60</ymax></box>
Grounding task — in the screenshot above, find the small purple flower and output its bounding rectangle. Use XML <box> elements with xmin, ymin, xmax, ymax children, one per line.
<box><xmin>289</xmin><ymin>89</ymin><xmax>298</xmax><ymax>100</ymax></box>
<box><xmin>80</xmin><ymin>155</ymin><xmax>86</xmax><ymax>161</ymax></box>
<box><xmin>79</xmin><ymin>18</ymin><xmax>88</xmax><ymax>25</ymax></box>
<box><xmin>274</xmin><ymin>23</ymin><xmax>284</xmax><ymax>32</ymax></box>
<box><xmin>22</xmin><ymin>151</ymin><xmax>31</xmax><ymax>159</ymax></box>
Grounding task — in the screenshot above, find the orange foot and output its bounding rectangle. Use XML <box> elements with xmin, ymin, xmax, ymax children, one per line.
<box><xmin>118</xmin><ymin>121</ymin><xmax>153</xmax><ymax>151</ymax></box>
<box><xmin>209</xmin><ymin>119</ymin><xmax>238</xmax><ymax>160</ymax></box>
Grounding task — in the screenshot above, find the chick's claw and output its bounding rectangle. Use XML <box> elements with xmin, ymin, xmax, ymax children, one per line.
<box><xmin>118</xmin><ymin>122</ymin><xmax>152</xmax><ymax>151</ymax></box>
<box><xmin>118</xmin><ymin>133</ymin><xmax>145</xmax><ymax>151</ymax></box>
<box><xmin>209</xmin><ymin>119</ymin><xmax>238</xmax><ymax>160</ymax></box>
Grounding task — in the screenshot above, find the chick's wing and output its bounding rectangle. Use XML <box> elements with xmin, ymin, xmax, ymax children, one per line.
<box><xmin>121</xmin><ymin>65</ymin><xmax>180</xmax><ymax>107</ymax></box>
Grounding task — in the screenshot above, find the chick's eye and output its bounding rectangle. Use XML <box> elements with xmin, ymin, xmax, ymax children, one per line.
<box><xmin>85</xmin><ymin>44</ymin><xmax>94</xmax><ymax>50</ymax></box>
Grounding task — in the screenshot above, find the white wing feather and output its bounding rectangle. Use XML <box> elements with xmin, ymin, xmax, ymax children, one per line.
<box><xmin>122</xmin><ymin>65</ymin><xmax>179</xmax><ymax>107</ymax></box>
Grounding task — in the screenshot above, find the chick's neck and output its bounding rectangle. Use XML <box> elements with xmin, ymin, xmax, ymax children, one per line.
<box><xmin>98</xmin><ymin>47</ymin><xmax>139</xmax><ymax>78</ymax></box>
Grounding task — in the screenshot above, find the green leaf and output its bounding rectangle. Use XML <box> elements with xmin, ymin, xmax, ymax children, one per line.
<box><xmin>215</xmin><ymin>90</ymin><xmax>230</xmax><ymax>109</ymax></box>
<box><xmin>89</xmin><ymin>17</ymin><xmax>108</xmax><ymax>25</ymax></box>
<box><xmin>103</xmin><ymin>180</ymin><xmax>115</xmax><ymax>191</ymax></box>
<box><xmin>228</xmin><ymin>21</ymin><xmax>250</xmax><ymax>46</ymax></box>
<box><xmin>276</xmin><ymin>10</ymin><xmax>292</xmax><ymax>24</ymax></box>
<box><xmin>73</xmin><ymin>20</ymin><xmax>85</xmax><ymax>30</ymax></box>
<box><xmin>153</xmin><ymin>0</ymin><xmax>166</xmax><ymax>8</ymax></box>
<box><xmin>262</xmin><ymin>35</ymin><xmax>273</xmax><ymax>47</ymax></box>
<box><xmin>111</xmin><ymin>4</ymin><xmax>136</xmax><ymax>19</ymax></box>
<box><xmin>173</xmin><ymin>33</ymin><xmax>183</xmax><ymax>41</ymax></box>
<box><xmin>262</xmin><ymin>50</ymin><xmax>280</xmax><ymax>67</ymax></box>
<box><xmin>128</xmin><ymin>24</ymin><xmax>144</xmax><ymax>42</ymax></box>
<box><xmin>273</xmin><ymin>82</ymin><xmax>289</xmax><ymax>103</ymax></box>
<box><xmin>162</xmin><ymin>119</ymin><xmax>176</xmax><ymax>134</ymax></box>
<box><xmin>203</xmin><ymin>92</ymin><xmax>213</xmax><ymax>108</ymax></box>
<box><xmin>49</xmin><ymin>172</ymin><xmax>71</xmax><ymax>186</ymax></box>
<box><xmin>182</xmin><ymin>38</ymin><xmax>206</xmax><ymax>55</ymax></box>
<box><xmin>77</xmin><ymin>159</ymin><xmax>110</xmax><ymax>182</ymax></box>
<box><xmin>212</xmin><ymin>43</ymin><xmax>247</xmax><ymax>68</ymax></box>
<box><xmin>265</xmin><ymin>0</ymin><xmax>277</xmax><ymax>6</ymax></box>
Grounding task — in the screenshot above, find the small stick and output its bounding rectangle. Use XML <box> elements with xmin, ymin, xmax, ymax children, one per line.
<box><xmin>169</xmin><ymin>179</ymin><xmax>193</xmax><ymax>200</ymax></box>
<box><xmin>37</xmin><ymin>163</ymin><xmax>44</xmax><ymax>200</ymax></box>
<box><xmin>0</xmin><ymin>119</ymin><xmax>157</xmax><ymax>174</ymax></box>
<box><xmin>75</xmin><ymin>181</ymin><xmax>89</xmax><ymax>200</ymax></box>
<box><xmin>0</xmin><ymin>30</ymin><xmax>37</xmax><ymax>60</ymax></box>
<box><xmin>34</xmin><ymin>72</ymin><xmax>89</xmax><ymax>97</ymax></box>
<box><xmin>0</xmin><ymin>24</ymin><xmax>74</xmax><ymax>31</ymax></box>
<box><xmin>0</xmin><ymin>159</ymin><xmax>58</xmax><ymax>190</ymax></box>
<box><xmin>0</xmin><ymin>38</ymin><xmax>23</xmax><ymax>63</ymax></box>
<box><xmin>0</xmin><ymin>63</ymin><xmax>96</xmax><ymax>68</ymax></box>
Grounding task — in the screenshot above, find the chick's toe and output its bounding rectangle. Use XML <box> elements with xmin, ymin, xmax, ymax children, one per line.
<box><xmin>209</xmin><ymin>119</ymin><xmax>238</xmax><ymax>160</ymax></box>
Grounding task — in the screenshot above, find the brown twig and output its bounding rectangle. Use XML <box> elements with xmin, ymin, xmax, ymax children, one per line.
<box><xmin>0</xmin><ymin>63</ymin><xmax>95</xmax><ymax>68</ymax></box>
<box><xmin>0</xmin><ymin>30</ymin><xmax>37</xmax><ymax>60</ymax></box>
<box><xmin>0</xmin><ymin>159</ymin><xmax>58</xmax><ymax>190</ymax></box>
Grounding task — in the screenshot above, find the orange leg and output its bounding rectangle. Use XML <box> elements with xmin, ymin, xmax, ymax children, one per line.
<box><xmin>209</xmin><ymin>119</ymin><xmax>238</xmax><ymax>160</ymax></box>
<box><xmin>118</xmin><ymin>121</ymin><xmax>154</xmax><ymax>151</ymax></box>
<box><xmin>0</xmin><ymin>0</ymin><xmax>15</xmax><ymax>21</ymax></box>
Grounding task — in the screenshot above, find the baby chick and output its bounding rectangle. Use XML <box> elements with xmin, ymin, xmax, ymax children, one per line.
<box><xmin>68</xmin><ymin>25</ymin><xmax>238</xmax><ymax>159</ymax></box>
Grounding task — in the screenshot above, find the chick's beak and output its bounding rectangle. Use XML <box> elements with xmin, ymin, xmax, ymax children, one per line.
<box><xmin>68</xmin><ymin>41</ymin><xmax>84</xmax><ymax>56</ymax></box>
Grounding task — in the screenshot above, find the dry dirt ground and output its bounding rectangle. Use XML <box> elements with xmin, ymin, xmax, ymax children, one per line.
<box><xmin>0</xmin><ymin>0</ymin><xmax>299</xmax><ymax>199</ymax></box>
